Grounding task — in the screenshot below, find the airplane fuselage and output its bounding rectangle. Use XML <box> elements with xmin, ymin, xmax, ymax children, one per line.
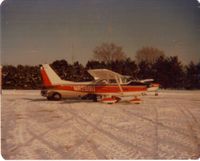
<box><xmin>41</xmin><ymin>83</ymin><xmax>147</xmax><ymax>99</ymax></box>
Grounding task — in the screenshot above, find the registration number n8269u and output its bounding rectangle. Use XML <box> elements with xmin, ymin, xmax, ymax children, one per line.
<box><xmin>73</xmin><ymin>86</ymin><xmax>95</xmax><ymax>92</ymax></box>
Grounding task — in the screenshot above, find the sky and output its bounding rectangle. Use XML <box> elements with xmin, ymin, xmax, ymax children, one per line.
<box><xmin>1</xmin><ymin>0</ymin><xmax>200</xmax><ymax>65</ymax></box>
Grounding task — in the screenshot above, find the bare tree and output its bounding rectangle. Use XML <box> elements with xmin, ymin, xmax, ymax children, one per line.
<box><xmin>93</xmin><ymin>43</ymin><xmax>127</xmax><ymax>63</ymax></box>
<box><xmin>135</xmin><ymin>47</ymin><xmax>165</xmax><ymax>64</ymax></box>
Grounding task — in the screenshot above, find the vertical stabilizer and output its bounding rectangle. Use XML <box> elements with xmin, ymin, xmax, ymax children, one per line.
<box><xmin>40</xmin><ymin>64</ymin><xmax>72</xmax><ymax>86</ymax></box>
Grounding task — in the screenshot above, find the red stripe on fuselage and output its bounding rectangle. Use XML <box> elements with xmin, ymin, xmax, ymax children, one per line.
<box><xmin>50</xmin><ymin>85</ymin><xmax>146</xmax><ymax>93</ymax></box>
<box><xmin>95</xmin><ymin>86</ymin><xmax>146</xmax><ymax>93</ymax></box>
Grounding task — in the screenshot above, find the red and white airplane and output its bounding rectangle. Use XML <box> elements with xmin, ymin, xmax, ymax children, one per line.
<box><xmin>40</xmin><ymin>64</ymin><xmax>147</xmax><ymax>104</ymax></box>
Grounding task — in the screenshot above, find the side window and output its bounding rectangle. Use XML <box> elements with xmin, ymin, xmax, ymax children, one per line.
<box><xmin>96</xmin><ymin>79</ymin><xmax>108</xmax><ymax>86</ymax></box>
<box><xmin>109</xmin><ymin>79</ymin><xmax>117</xmax><ymax>84</ymax></box>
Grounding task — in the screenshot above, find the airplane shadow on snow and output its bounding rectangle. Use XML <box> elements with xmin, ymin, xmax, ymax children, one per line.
<box><xmin>22</xmin><ymin>98</ymin><xmax>48</xmax><ymax>102</ymax></box>
<box><xmin>22</xmin><ymin>97</ymin><xmax>96</xmax><ymax>104</ymax></box>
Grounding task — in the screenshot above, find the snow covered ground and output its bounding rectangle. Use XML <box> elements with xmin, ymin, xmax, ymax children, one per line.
<box><xmin>1</xmin><ymin>90</ymin><xmax>200</xmax><ymax>159</ymax></box>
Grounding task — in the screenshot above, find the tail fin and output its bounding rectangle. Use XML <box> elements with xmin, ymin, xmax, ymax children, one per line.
<box><xmin>40</xmin><ymin>64</ymin><xmax>72</xmax><ymax>86</ymax></box>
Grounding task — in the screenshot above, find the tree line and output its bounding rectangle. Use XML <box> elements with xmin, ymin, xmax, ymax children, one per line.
<box><xmin>2</xmin><ymin>43</ymin><xmax>200</xmax><ymax>89</ymax></box>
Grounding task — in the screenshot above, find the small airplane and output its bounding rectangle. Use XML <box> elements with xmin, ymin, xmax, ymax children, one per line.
<box><xmin>40</xmin><ymin>64</ymin><xmax>147</xmax><ymax>104</ymax></box>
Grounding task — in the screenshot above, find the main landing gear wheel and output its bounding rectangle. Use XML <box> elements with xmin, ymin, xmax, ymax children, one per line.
<box><xmin>52</xmin><ymin>93</ymin><xmax>62</xmax><ymax>101</ymax></box>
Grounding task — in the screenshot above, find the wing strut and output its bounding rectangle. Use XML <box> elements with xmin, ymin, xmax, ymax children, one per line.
<box><xmin>115</xmin><ymin>76</ymin><xmax>124</xmax><ymax>96</ymax></box>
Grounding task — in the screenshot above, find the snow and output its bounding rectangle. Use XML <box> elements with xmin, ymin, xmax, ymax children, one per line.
<box><xmin>1</xmin><ymin>90</ymin><xmax>200</xmax><ymax>159</ymax></box>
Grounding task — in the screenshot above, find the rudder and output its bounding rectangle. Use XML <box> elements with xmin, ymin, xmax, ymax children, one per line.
<box><xmin>40</xmin><ymin>64</ymin><xmax>68</xmax><ymax>86</ymax></box>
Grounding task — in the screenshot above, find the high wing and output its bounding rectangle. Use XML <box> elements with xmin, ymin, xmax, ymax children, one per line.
<box><xmin>88</xmin><ymin>69</ymin><xmax>131</xmax><ymax>84</ymax></box>
<box><xmin>88</xmin><ymin>69</ymin><xmax>123</xmax><ymax>80</ymax></box>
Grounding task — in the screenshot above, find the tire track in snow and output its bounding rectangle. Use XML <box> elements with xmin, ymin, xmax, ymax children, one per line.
<box><xmin>115</xmin><ymin>105</ymin><xmax>200</xmax><ymax>159</ymax></box>
<box><xmin>1</xmin><ymin>99</ymin><xmax>19</xmax><ymax>159</ymax></box>
<box><xmin>62</xmin><ymin>105</ymin><xmax>151</xmax><ymax>157</ymax></box>
<box><xmin>120</xmin><ymin>108</ymin><xmax>192</xmax><ymax>138</ymax></box>
<box><xmin>153</xmin><ymin>105</ymin><xmax>159</xmax><ymax>159</ymax></box>
<box><xmin>59</xmin><ymin>104</ymin><xmax>107</xmax><ymax>159</ymax></box>
<box><xmin>8</xmin><ymin>116</ymin><xmax>73</xmax><ymax>159</ymax></box>
<box><xmin>178</xmin><ymin>105</ymin><xmax>200</xmax><ymax>159</ymax></box>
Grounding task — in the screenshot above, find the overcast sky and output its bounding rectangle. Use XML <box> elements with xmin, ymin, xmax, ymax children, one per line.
<box><xmin>1</xmin><ymin>0</ymin><xmax>200</xmax><ymax>65</ymax></box>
